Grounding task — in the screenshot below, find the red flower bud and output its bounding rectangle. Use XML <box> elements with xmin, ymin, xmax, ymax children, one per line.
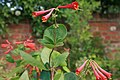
<box><xmin>15</xmin><ymin>41</ymin><xmax>23</xmax><ymax>44</ymax></box>
<box><xmin>1</xmin><ymin>44</ymin><xmax>8</xmax><ymax>48</ymax></box>
<box><xmin>24</xmin><ymin>43</ymin><xmax>36</xmax><ymax>50</ymax></box>
<box><xmin>32</xmin><ymin>9</ymin><xmax>51</xmax><ymax>17</ymax></box>
<box><xmin>58</xmin><ymin>1</ymin><xmax>79</xmax><ymax>10</ymax></box>
<box><xmin>4</xmin><ymin>48</ymin><xmax>12</xmax><ymax>54</ymax></box>
<box><xmin>42</xmin><ymin>8</ymin><xmax>55</xmax><ymax>22</ymax></box>
<box><xmin>90</xmin><ymin>62</ymin><xmax>101</xmax><ymax>80</ymax></box>
<box><xmin>6</xmin><ymin>40</ymin><xmax>11</xmax><ymax>44</ymax></box>
<box><xmin>75</xmin><ymin>60</ymin><xmax>88</xmax><ymax>75</ymax></box>
<box><xmin>93</xmin><ymin>61</ymin><xmax>112</xmax><ymax>79</ymax></box>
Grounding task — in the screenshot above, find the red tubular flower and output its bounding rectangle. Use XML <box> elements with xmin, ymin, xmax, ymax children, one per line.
<box><xmin>92</xmin><ymin>61</ymin><xmax>107</xmax><ymax>80</ymax></box>
<box><xmin>15</xmin><ymin>41</ymin><xmax>23</xmax><ymax>44</ymax></box>
<box><xmin>24</xmin><ymin>42</ymin><xmax>36</xmax><ymax>50</ymax></box>
<box><xmin>75</xmin><ymin>60</ymin><xmax>88</xmax><ymax>75</ymax></box>
<box><xmin>58</xmin><ymin>1</ymin><xmax>79</xmax><ymax>10</ymax></box>
<box><xmin>42</xmin><ymin>8</ymin><xmax>55</xmax><ymax>22</ymax></box>
<box><xmin>1</xmin><ymin>44</ymin><xmax>8</xmax><ymax>48</ymax></box>
<box><xmin>6</xmin><ymin>40</ymin><xmax>11</xmax><ymax>44</ymax></box>
<box><xmin>1</xmin><ymin>40</ymin><xmax>13</xmax><ymax>54</ymax></box>
<box><xmin>93</xmin><ymin>61</ymin><xmax>112</xmax><ymax>79</ymax></box>
<box><xmin>32</xmin><ymin>9</ymin><xmax>51</xmax><ymax>17</ymax></box>
<box><xmin>90</xmin><ymin>61</ymin><xmax>101</xmax><ymax>80</ymax></box>
<box><xmin>4</xmin><ymin>48</ymin><xmax>12</xmax><ymax>54</ymax></box>
<box><xmin>96</xmin><ymin>67</ymin><xmax>107</xmax><ymax>80</ymax></box>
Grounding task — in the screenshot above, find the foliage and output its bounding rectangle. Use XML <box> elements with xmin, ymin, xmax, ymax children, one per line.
<box><xmin>63</xmin><ymin>0</ymin><xmax>103</xmax><ymax>71</ymax></box>
<box><xmin>0</xmin><ymin>0</ymin><xmax>118</xmax><ymax>80</ymax></box>
<box><xmin>0</xmin><ymin>0</ymin><xmax>73</xmax><ymax>35</ymax></box>
<box><xmin>97</xmin><ymin>0</ymin><xmax>120</xmax><ymax>14</ymax></box>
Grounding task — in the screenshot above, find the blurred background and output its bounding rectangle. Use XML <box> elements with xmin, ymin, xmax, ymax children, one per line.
<box><xmin>0</xmin><ymin>0</ymin><xmax>120</xmax><ymax>80</ymax></box>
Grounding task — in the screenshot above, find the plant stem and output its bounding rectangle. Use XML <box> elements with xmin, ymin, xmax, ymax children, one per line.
<box><xmin>49</xmin><ymin>48</ymin><xmax>54</xmax><ymax>67</ymax></box>
<box><xmin>51</xmin><ymin>67</ymin><xmax>55</xmax><ymax>80</ymax></box>
<box><xmin>49</xmin><ymin>48</ymin><xmax>54</xmax><ymax>80</ymax></box>
<box><xmin>84</xmin><ymin>60</ymin><xmax>90</xmax><ymax>74</ymax></box>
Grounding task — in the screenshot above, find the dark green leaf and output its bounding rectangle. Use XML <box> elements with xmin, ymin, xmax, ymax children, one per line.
<box><xmin>40</xmin><ymin>70</ymin><xmax>50</xmax><ymax>80</ymax></box>
<box><xmin>41</xmin><ymin>24</ymin><xmax>67</xmax><ymax>48</ymax></box>
<box><xmin>64</xmin><ymin>72</ymin><xmax>78</xmax><ymax>80</ymax></box>
<box><xmin>6</xmin><ymin>54</ymin><xmax>14</xmax><ymax>63</ymax></box>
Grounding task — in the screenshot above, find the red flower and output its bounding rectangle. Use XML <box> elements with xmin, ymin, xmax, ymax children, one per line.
<box><xmin>90</xmin><ymin>61</ymin><xmax>101</xmax><ymax>80</ymax></box>
<box><xmin>42</xmin><ymin>8</ymin><xmax>55</xmax><ymax>22</ymax></box>
<box><xmin>4</xmin><ymin>47</ymin><xmax>13</xmax><ymax>54</ymax></box>
<box><xmin>93</xmin><ymin>61</ymin><xmax>112</xmax><ymax>79</ymax></box>
<box><xmin>1</xmin><ymin>44</ymin><xmax>8</xmax><ymax>48</ymax></box>
<box><xmin>32</xmin><ymin>9</ymin><xmax>51</xmax><ymax>17</ymax></box>
<box><xmin>15</xmin><ymin>41</ymin><xmax>23</xmax><ymax>44</ymax></box>
<box><xmin>24</xmin><ymin>42</ymin><xmax>36</xmax><ymax>50</ymax></box>
<box><xmin>75</xmin><ymin>60</ymin><xmax>88</xmax><ymax>75</ymax></box>
<box><xmin>96</xmin><ymin>67</ymin><xmax>107</xmax><ymax>80</ymax></box>
<box><xmin>92</xmin><ymin>61</ymin><xmax>107</xmax><ymax>80</ymax></box>
<box><xmin>1</xmin><ymin>40</ymin><xmax>13</xmax><ymax>54</ymax></box>
<box><xmin>58</xmin><ymin>1</ymin><xmax>79</xmax><ymax>10</ymax></box>
<box><xmin>15</xmin><ymin>37</ymin><xmax>36</xmax><ymax>50</ymax></box>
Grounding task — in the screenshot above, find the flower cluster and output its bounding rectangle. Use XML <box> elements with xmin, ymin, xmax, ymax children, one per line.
<box><xmin>32</xmin><ymin>1</ymin><xmax>79</xmax><ymax>22</ymax></box>
<box><xmin>76</xmin><ymin>60</ymin><xmax>112</xmax><ymax>80</ymax></box>
<box><xmin>1</xmin><ymin>40</ymin><xmax>13</xmax><ymax>54</ymax></box>
<box><xmin>15</xmin><ymin>36</ymin><xmax>36</xmax><ymax>50</ymax></box>
<box><xmin>1</xmin><ymin>36</ymin><xmax>42</xmax><ymax>54</ymax></box>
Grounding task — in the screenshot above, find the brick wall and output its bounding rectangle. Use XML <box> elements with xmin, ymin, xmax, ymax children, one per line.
<box><xmin>0</xmin><ymin>21</ymin><xmax>32</xmax><ymax>57</ymax></box>
<box><xmin>0</xmin><ymin>14</ymin><xmax>120</xmax><ymax>56</ymax></box>
<box><xmin>89</xmin><ymin>14</ymin><xmax>120</xmax><ymax>58</ymax></box>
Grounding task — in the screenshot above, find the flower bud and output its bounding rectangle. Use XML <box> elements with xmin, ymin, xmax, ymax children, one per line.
<box><xmin>75</xmin><ymin>60</ymin><xmax>88</xmax><ymax>75</ymax></box>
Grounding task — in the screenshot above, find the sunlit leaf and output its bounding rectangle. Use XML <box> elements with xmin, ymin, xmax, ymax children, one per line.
<box><xmin>19</xmin><ymin>70</ymin><xmax>29</xmax><ymax>80</ymax></box>
<box><xmin>54</xmin><ymin>70</ymin><xmax>64</xmax><ymax>80</ymax></box>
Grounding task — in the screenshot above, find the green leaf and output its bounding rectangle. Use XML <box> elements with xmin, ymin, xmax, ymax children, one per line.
<box><xmin>19</xmin><ymin>70</ymin><xmax>29</xmax><ymax>80</ymax></box>
<box><xmin>6</xmin><ymin>54</ymin><xmax>14</xmax><ymax>63</ymax></box>
<box><xmin>40</xmin><ymin>70</ymin><xmax>50</xmax><ymax>80</ymax></box>
<box><xmin>11</xmin><ymin>76</ymin><xmax>19</xmax><ymax>80</ymax></box>
<box><xmin>41</xmin><ymin>24</ymin><xmax>67</xmax><ymax>48</ymax></box>
<box><xmin>40</xmin><ymin>47</ymin><xmax>60</xmax><ymax>65</ymax></box>
<box><xmin>62</xmin><ymin>66</ymin><xmax>70</xmax><ymax>72</ymax></box>
<box><xmin>54</xmin><ymin>70</ymin><xmax>64</xmax><ymax>80</ymax></box>
<box><xmin>64</xmin><ymin>72</ymin><xmax>78</xmax><ymax>80</ymax></box>
<box><xmin>19</xmin><ymin>51</ymin><xmax>46</xmax><ymax>70</ymax></box>
<box><xmin>40</xmin><ymin>47</ymin><xmax>52</xmax><ymax>64</ymax></box>
<box><xmin>53</xmin><ymin>52</ymin><xmax>69</xmax><ymax>67</ymax></box>
<box><xmin>6</xmin><ymin>65</ymin><xmax>24</xmax><ymax>78</ymax></box>
<box><xmin>0</xmin><ymin>77</ymin><xmax>4</xmax><ymax>80</ymax></box>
